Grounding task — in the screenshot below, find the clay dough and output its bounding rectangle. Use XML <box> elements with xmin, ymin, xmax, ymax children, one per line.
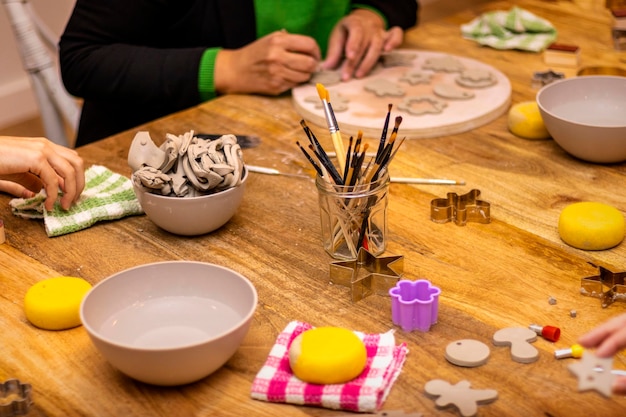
<box><xmin>364</xmin><ymin>79</ymin><xmax>406</xmax><ymax>97</ymax></box>
<box><xmin>492</xmin><ymin>327</ymin><xmax>539</xmax><ymax>364</ymax></box>
<box><xmin>425</xmin><ymin>379</ymin><xmax>498</xmax><ymax>417</ymax></box>
<box><xmin>129</xmin><ymin>131</ymin><xmax>244</xmax><ymax>197</ymax></box>
<box><xmin>309</xmin><ymin>70</ymin><xmax>342</xmax><ymax>86</ymax></box>
<box><xmin>422</xmin><ymin>55</ymin><xmax>465</xmax><ymax>73</ymax></box>
<box><xmin>399</xmin><ymin>69</ymin><xmax>433</xmax><ymax>85</ymax></box>
<box><xmin>398</xmin><ymin>95</ymin><xmax>447</xmax><ymax>115</ymax></box>
<box><xmin>456</xmin><ymin>69</ymin><xmax>498</xmax><ymax>88</ymax></box>
<box><xmin>304</xmin><ymin>92</ymin><xmax>349</xmax><ymax>112</ymax></box>
<box><xmin>381</xmin><ymin>50</ymin><xmax>417</xmax><ymax>67</ymax></box>
<box><xmin>445</xmin><ymin>339</ymin><xmax>490</xmax><ymax>367</ymax></box>
<box><xmin>434</xmin><ymin>84</ymin><xmax>475</xmax><ymax>100</ymax></box>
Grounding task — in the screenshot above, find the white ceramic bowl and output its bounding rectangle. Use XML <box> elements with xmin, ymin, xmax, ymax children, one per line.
<box><xmin>536</xmin><ymin>76</ymin><xmax>626</xmax><ymax>163</ymax></box>
<box><xmin>80</xmin><ymin>261</ymin><xmax>257</xmax><ymax>386</ymax></box>
<box><xmin>133</xmin><ymin>170</ymin><xmax>248</xmax><ymax>235</ymax></box>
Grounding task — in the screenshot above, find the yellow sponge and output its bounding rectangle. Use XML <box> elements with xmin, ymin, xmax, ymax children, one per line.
<box><xmin>559</xmin><ymin>202</ymin><xmax>625</xmax><ymax>250</ymax></box>
<box><xmin>288</xmin><ymin>326</ymin><xmax>367</xmax><ymax>384</ymax></box>
<box><xmin>508</xmin><ymin>101</ymin><xmax>551</xmax><ymax>140</ymax></box>
<box><xmin>24</xmin><ymin>276</ymin><xmax>92</xmax><ymax>330</ymax></box>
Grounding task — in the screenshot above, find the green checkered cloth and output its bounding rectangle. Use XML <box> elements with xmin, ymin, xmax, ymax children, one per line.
<box><xmin>10</xmin><ymin>165</ymin><xmax>143</xmax><ymax>237</ymax></box>
<box><xmin>461</xmin><ymin>6</ymin><xmax>557</xmax><ymax>52</ymax></box>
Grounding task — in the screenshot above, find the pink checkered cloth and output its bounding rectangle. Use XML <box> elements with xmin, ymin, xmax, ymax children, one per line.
<box><xmin>250</xmin><ymin>321</ymin><xmax>409</xmax><ymax>413</ymax></box>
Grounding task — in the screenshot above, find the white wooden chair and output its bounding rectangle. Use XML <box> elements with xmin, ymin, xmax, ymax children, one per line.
<box><xmin>2</xmin><ymin>0</ymin><xmax>79</xmax><ymax>147</ymax></box>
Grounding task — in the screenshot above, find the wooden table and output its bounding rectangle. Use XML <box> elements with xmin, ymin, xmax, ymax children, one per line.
<box><xmin>2</xmin><ymin>1</ymin><xmax>626</xmax><ymax>416</ymax></box>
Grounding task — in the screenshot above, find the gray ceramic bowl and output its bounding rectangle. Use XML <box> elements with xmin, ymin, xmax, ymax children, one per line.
<box><xmin>133</xmin><ymin>169</ymin><xmax>248</xmax><ymax>235</ymax></box>
<box><xmin>80</xmin><ymin>261</ymin><xmax>257</xmax><ymax>386</ymax></box>
<box><xmin>536</xmin><ymin>76</ymin><xmax>626</xmax><ymax>163</ymax></box>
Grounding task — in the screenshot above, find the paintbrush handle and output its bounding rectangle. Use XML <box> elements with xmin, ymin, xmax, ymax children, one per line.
<box><xmin>390</xmin><ymin>177</ymin><xmax>465</xmax><ymax>185</ymax></box>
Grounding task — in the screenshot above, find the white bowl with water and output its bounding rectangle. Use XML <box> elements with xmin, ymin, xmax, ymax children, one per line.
<box><xmin>80</xmin><ymin>261</ymin><xmax>257</xmax><ymax>386</ymax></box>
<box><xmin>537</xmin><ymin>75</ymin><xmax>626</xmax><ymax>163</ymax></box>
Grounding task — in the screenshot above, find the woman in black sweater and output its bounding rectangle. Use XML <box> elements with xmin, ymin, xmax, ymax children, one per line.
<box><xmin>59</xmin><ymin>0</ymin><xmax>419</xmax><ymax>146</ymax></box>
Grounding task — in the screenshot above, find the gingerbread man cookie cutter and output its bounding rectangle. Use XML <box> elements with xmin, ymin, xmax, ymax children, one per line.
<box><xmin>430</xmin><ymin>189</ymin><xmax>491</xmax><ymax>226</ymax></box>
<box><xmin>0</xmin><ymin>379</ymin><xmax>33</xmax><ymax>416</ymax></box>
<box><xmin>389</xmin><ymin>279</ymin><xmax>441</xmax><ymax>332</ymax></box>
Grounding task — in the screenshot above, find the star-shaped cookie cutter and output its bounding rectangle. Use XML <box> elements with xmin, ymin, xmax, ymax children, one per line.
<box><xmin>0</xmin><ymin>379</ymin><xmax>33</xmax><ymax>416</ymax></box>
<box><xmin>329</xmin><ymin>247</ymin><xmax>403</xmax><ymax>302</ymax></box>
<box><xmin>580</xmin><ymin>263</ymin><xmax>626</xmax><ymax>308</ymax></box>
<box><xmin>430</xmin><ymin>189</ymin><xmax>491</xmax><ymax>226</ymax></box>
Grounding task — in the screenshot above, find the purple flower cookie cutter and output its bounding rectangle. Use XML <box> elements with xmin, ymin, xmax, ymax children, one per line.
<box><xmin>389</xmin><ymin>279</ymin><xmax>441</xmax><ymax>332</ymax></box>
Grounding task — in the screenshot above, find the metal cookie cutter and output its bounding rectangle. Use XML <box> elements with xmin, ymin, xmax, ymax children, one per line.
<box><xmin>330</xmin><ymin>247</ymin><xmax>403</xmax><ymax>302</ymax></box>
<box><xmin>430</xmin><ymin>189</ymin><xmax>490</xmax><ymax>226</ymax></box>
<box><xmin>531</xmin><ymin>69</ymin><xmax>565</xmax><ymax>88</ymax></box>
<box><xmin>389</xmin><ymin>279</ymin><xmax>441</xmax><ymax>332</ymax></box>
<box><xmin>580</xmin><ymin>263</ymin><xmax>626</xmax><ymax>308</ymax></box>
<box><xmin>0</xmin><ymin>379</ymin><xmax>33</xmax><ymax>417</ymax></box>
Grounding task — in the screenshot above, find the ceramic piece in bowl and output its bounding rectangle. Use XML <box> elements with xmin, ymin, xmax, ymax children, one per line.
<box><xmin>80</xmin><ymin>261</ymin><xmax>258</xmax><ymax>386</ymax></box>
<box><xmin>133</xmin><ymin>169</ymin><xmax>248</xmax><ymax>235</ymax></box>
<box><xmin>536</xmin><ymin>75</ymin><xmax>626</xmax><ymax>163</ymax></box>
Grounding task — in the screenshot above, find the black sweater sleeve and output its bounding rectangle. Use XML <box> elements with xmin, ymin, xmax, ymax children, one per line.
<box><xmin>354</xmin><ymin>0</ymin><xmax>419</xmax><ymax>30</ymax></box>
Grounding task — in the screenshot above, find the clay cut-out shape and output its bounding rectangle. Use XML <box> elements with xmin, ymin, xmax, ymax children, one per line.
<box><xmin>309</xmin><ymin>70</ymin><xmax>342</xmax><ymax>86</ymax></box>
<box><xmin>399</xmin><ymin>69</ymin><xmax>433</xmax><ymax>85</ymax></box>
<box><xmin>434</xmin><ymin>84</ymin><xmax>475</xmax><ymax>100</ymax></box>
<box><xmin>445</xmin><ymin>339</ymin><xmax>491</xmax><ymax>367</ymax></box>
<box><xmin>364</xmin><ymin>79</ymin><xmax>406</xmax><ymax>97</ymax></box>
<box><xmin>422</xmin><ymin>55</ymin><xmax>465</xmax><ymax>73</ymax></box>
<box><xmin>492</xmin><ymin>327</ymin><xmax>539</xmax><ymax>364</ymax></box>
<box><xmin>381</xmin><ymin>51</ymin><xmax>417</xmax><ymax>67</ymax></box>
<box><xmin>568</xmin><ymin>351</ymin><xmax>616</xmax><ymax>397</ymax></box>
<box><xmin>398</xmin><ymin>95</ymin><xmax>447</xmax><ymax>116</ymax></box>
<box><xmin>425</xmin><ymin>379</ymin><xmax>498</xmax><ymax>417</ymax></box>
<box><xmin>304</xmin><ymin>92</ymin><xmax>350</xmax><ymax>112</ymax></box>
<box><xmin>456</xmin><ymin>69</ymin><xmax>497</xmax><ymax>88</ymax></box>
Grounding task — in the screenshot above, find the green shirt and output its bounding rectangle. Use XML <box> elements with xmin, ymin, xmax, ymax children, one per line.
<box><xmin>198</xmin><ymin>1</ymin><xmax>385</xmax><ymax>101</ymax></box>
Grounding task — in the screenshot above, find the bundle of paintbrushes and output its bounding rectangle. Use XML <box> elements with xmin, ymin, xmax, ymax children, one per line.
<box><xmin>297</xmin><ymin>83</ymin><xmax>404</xmax><ymax>259</ymax></box>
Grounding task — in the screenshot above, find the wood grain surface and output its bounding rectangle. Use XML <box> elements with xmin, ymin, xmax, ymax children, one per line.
<box><xmin>292</xmin><ymin>50</ymin><xmax>512</xmax><ymax>139</ymax></box>
<box><xmin>1</xmin><ymin>1</ymin><xmax>626</xmax><ymax>417</ymax></box>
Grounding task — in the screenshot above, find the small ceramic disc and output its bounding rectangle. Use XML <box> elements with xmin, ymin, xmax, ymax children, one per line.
<box><xmin>445</xmin><ymin>339</ymin><xmax>491</xmax><ymax>367</ymax></box>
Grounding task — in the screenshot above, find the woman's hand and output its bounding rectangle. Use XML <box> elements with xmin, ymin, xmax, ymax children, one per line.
<box><xmin>578</xmin><ymin>312</ymin><xmax>626</xmax><ymax>395</ymax></box>
<box><xmin>322</xmin><ymin>8</ymin><xmax>405</xmax><ymax>81</ymax></box>
<box><xmin>0</xmin><ymin>136</ymin><xmax>85</xmax><ymax>210</ymax></box>
<box><xmin>215</xmin><ymin>30</ymin><xmax>321</xmax><ymax>96</ymax></box>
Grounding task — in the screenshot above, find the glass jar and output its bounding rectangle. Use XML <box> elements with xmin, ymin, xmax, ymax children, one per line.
<box><xmin>315</xmin><ymin>170</ymin><xmax>389</xmax><ymax>260</ymax></box>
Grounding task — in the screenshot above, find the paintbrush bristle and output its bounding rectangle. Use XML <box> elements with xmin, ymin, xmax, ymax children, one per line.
<box><xmin>316</xmin><ymin>83</ymin><xmax>327</xmax><ymax>101</ymax></box>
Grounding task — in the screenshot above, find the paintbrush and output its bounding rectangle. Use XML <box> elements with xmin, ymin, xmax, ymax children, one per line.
<box><xmin>247</xmin><ymin>164</ymin><xmax>312</xmax><ymax>179</ymax></box>
<box><xmin>308</xmin><ymin>144</ymin><xmax>344</xmax><ymax>185</ymax></box>
<box><xmin>295</xmin><ymin>141</ymin><xmax>324</xmax><ymax>177</ymax></box>
<box><xmin>390</xmin><ymin>177</ymin><xmax>466</xmax><ymax>185</ymax></box>
<box><xmin>343</xmin><ymin>136</ymin><xmax>353</xmax><ymax>184</ymax></box>
<box><xmin>316</xmin><ymin>83</ymin><xmax>346</xmax><ymax>173</ymax></box>
<box><xmin>374</xmin><ymin>103</ymin><xmax>393</xmax><ymax>163</ymax></box>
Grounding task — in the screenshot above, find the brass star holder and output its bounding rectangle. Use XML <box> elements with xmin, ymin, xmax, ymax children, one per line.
<box><xmin>330</xmin><ymin>247</ymin><xmax>404</xmax><ymax>302</ymax></box>
<box><xmin>580</xmin><ymin>263</ymin><xmax>626</xmax><ymax>308</ymax></box>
